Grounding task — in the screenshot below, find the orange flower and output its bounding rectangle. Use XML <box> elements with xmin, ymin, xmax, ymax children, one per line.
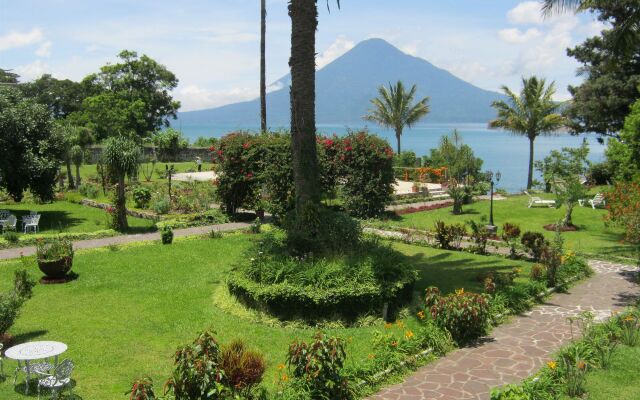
<box><xmin>455</xmin><ymin>288</ymin><xmax>465</xmax><ymax>296</ymax></box>
<box><xmin>396</xmin><ymin>320</ymin><xmax>405</xmax><ymax>328</ymax></box>
<box><xmin>417</xmin><ymin>311</ymin><xmax>425</xmax><ymax>320</ymax></box>
<box><xmin>384</xmin><ymin>322</ymin><xmax>393</xmax><ymax>329</ymax></box>
<box><xmin>281</xmin><ymin>373</ymin><xmax>289</xmax><ymax>382</ymax></box>
<box><xmin>577</xmin><ymin>360</ymin><xmax>586</xmax><ymax>370</ymax></box>
<box><xmin>277</xmin><ymin>363</ymin><xmax>286</xmax><ymax>371</ymax></box>
<box><xmin>623</xmin><ymin>315</ymin><xmax>635</xmax><ymax>323</ymax></box>
<box><xmin>405</xmin><ymin>330</ymin><xmax>414</xmax><ymax>339</ymax></box>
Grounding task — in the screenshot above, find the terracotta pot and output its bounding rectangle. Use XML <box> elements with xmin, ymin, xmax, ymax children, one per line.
<box><xmin>37</xmin><ymin>255</ymin><xmax>73</xmax><ymax>280</ymax></box>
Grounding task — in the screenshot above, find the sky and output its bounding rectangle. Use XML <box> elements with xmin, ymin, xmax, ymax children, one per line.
<box><xmin>0</xmin><ymin>0</ymin><xmax>607</xmax><ymax>112</ymax></box>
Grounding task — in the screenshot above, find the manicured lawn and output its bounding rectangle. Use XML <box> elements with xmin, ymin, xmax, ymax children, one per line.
<box><xmin>371</xmin><ymin>194</ymin><xmax>633</xmax><ymax>259</ymax></box>
<box><xmin>0</xmin><ymin>234</ymin><xmax>533</xmax><ymax>398</ymax></box>
<box><xmin>79</xmin><ymin>161</ymin><xmax>215</xmax><ymax>184</ymax></box>
<box><xmin>559</xmin><ymin>345</ymin><xmax>640</xmax><ymax>400</ymax></box>
<box><xmin>0</xmin><ymin>200</ymin><xmax>154</xmax><ymax>235</ymax></box>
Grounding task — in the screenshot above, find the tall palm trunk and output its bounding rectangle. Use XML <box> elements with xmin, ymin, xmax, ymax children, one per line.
<box><xmin>527</xmin><ymin>136</ymin><xmax>535</xmax><ymax>190</ymax></box>
<box><xmin>395</xmin><ymin>128</ymin><xmax>402</xmax><ymax>154</ymax></box>
<box><xmin>115</xmin><ymin>177</ymin><xmax>128</xmax><ymax>232</ymax></box>
<box><xmin>288</xmin><ymin>0</ymin><xmax>320</xmax><ymax>216</ymax></box>
<box><xmin>65</xmin><ymin>159</ymin><xmax>74</xmax><ymax>189</ymax></box>
<box><xmin>260</xmin><ymin>0</ymin><xmax>267</xmax><ymax>133</ymax></box>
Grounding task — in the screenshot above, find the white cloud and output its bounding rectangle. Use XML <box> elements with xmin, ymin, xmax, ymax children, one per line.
<box><xmin>177</xmin><ymin>84</ymin><xmax>258</xmax><ymax>111</ymax></box>
<box><xmin>35</xmin><ymin>41</ymin><xmax>52</xmax><ymax>57</ymax></box>
<box><xmin>0</xmin><ymin>28</ymin><xmax>43</xmax><ymax>51</ymax></box>
<box><xmin>14</xmin><ymin>60</ymin><xmax>49</xmax><ymax>80</ymax></box>
<box><xmin>316</xmin><ymin>36</ymin><xmax>355</xmax><ymax>69</ymax></box>
<box><xmin>498</xmin><ymin>28</ymin><xmax>542</xmax><ymax>44</ymax></box>
<box><xmin>507</xmin><ymin>1</ymin><xmax>544</xmax><ymax>25</ymax></box>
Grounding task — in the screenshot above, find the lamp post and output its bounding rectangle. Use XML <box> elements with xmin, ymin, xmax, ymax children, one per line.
<box><xmin>486</xmin><ymin>170</ymin><xmax>501</xmax><ymax>233</ymax></box>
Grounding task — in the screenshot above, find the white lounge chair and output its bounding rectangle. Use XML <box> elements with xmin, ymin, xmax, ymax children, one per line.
<box><xmin>524</xmin><ymin>191</ymin><xmax>556</xmax><ymax>208</ymax></box>
<box><xmin>579</xmin><ymin>193</ymin><xmax>606</xmax><ymax>209</ymax></box>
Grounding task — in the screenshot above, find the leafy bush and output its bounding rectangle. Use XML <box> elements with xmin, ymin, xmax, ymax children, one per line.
<box><xmin>3</xmin><ymin>231</ymin><xmax>19</xmax><ymax>243</ymax></box>
<box><xmin>165</xmin><ymin>331</ymin><xmax>226</xmax><ymax>399</ymax></box>
<box><xmin>285</xmin><ymin>207</ymin><xmax>362</xmax><ymax>256</ymax></box>
<box><xmin>447</xmin><ymin>180</ymin><xmax>466</xmax><ymax>215</ymax></box>
<box><xmin>152</xmin><ymin>128</ymin><xmax>188</xmax><ymax>162</ymax></box>
<box><xmin>249</xmin><ymin>218</ymin><xmax>261</xmax><ymax>234</ymax></box>
<box><xmin>337</xmin><ymin>131</ymin><xmax>395</xmax><ymax>218</ymax></box>
<box><xmin>78</xmin><ymin>183</ymin><xmax>98</xmax><ymax>199</ymax></box>
<box><xmin>128</xmin><ymin>377</ymin><xmax>157</xmax><ymax>400</ymax></box>
<box><xmin>132</xmin><ymin>186</ymin><xmax>152</xmax><ymax>209</ymax></box>
<box><xmin>468</xmin><ymin>220</ymin><xmax>490</xmax><ymax>255</ymax></box>
<box><xmin>219</xmin><ymin>339</ymin><xmax>266</xmax><ymax>395</ymax></box>
<box><xmin>228</xmin><ymin>231</ymin><xmax>417</xmax><ymax>322</ymax></box>
<box><xmin>152</xmin><ymin>196</ymin><xmax>170</xmax><ymax>215</ymax></box>
<box><xmin>433</xmin><ymin>221</ymin><xmax>465</xmax><ymax>250</ymax></box>
<box><xmin>286</xmin><ymin>332</ymin><xmax>353</xmax><ymax>400</ymax></box>
<box><xmin>530</xmin><ymin>264</ymin><xmax>546</xmax><ymax>282</ymax></box>
<box><xmin>160</xmin><ymin>226</ymin><xmax>173</xmax><ymax>245</ymax></box>
<box><xmin>589</xmin><ymin>162</ymin><xmax>612</xmax><ymax>185</ymax></box>
<box><xmin>541</xmin><ymin>232</ymin><xmax>563</xmax><ymax>288</ymax></box>
<box><xmin>521</xmin><ymin>231</ymin><xmax>547</xmax><ymax>261</ymax></box>
<box><xmin>501</xmin><ymin>223</ymin><xmax>521</xmax><ymax>258</ymax></box>
<box><xmin>605</xmin><ymin>182</ymin><xmax>640</xmax><ymax>245</ymax></box>
<box><xmin>428</xmin><ymin>288</ymin><xmax>491</xmax><ymax>344</ymax></box>
<box><xmin>496</xmin><ymin>280</ymin><xmax>546</xmax><ymax>314</ymax></box>
<box><xmin>0</xmin><ymin>269</ymin><xmax>35</xmax><ymax>337</ymax></box>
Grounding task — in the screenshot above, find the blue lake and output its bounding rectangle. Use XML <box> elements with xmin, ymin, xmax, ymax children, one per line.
<box><xmin>173</xmin><ymin>121</ymin><xmax>605</xmax><ymax>193</ymax></box>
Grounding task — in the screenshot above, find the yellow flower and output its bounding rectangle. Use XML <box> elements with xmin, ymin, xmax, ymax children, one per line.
<box><xmin>624</xmin><ymin>315</ymin><xmax>635</xmax><ymax>323</ymax></box>
<box><xmin>396</xmin><ymin>320</ymin><xmax>405</xmax><ymax>328</ymax></box>
<box><xmin>455</xmin><ymin>288</ymin><xmax>465</xmax><ymax>296</ymax></box>
<box><xmin>281</xmin><ymin>373</ymin><xmax>289</xmax><ymax>382</ymax></box>
<box><xmin>405</xmin><ymin>330</ymin><xmax>414</xmax><ymax>339</ymax></box>
<box><xmin>417</xmin><ymin>311</ymin><xmax>425</xmax><ymax>320</ymax></box>
<box><xmin>547</xmin><ymin>361</ymin><xmax>557</xmax><ymax>370</ymax></box>
<box><xmin>577</xmin><ymin>360</ymin><xmax>586</xmax><ymax>370</ymax></box>
<box><xmin>277</xmin><ymin>363</ymin><xmax>286</xmax><ymax>371</ymax></box>
<box><xmin>384</xmin><ymin>322</ymin><xmax>393</xmax><ymax>329</ymax></box>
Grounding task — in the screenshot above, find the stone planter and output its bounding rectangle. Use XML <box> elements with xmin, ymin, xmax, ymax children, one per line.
<box><xmin>38</xmin><ymin>255</ymin><xmax>73</xmax><ymax>281</ymax></box>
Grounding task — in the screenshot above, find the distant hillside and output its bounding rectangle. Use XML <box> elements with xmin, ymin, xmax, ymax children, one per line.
<box><xmin>178</xmin><ymin>38</ymin><xmax>505</xmax><ymax>126</ymax></box>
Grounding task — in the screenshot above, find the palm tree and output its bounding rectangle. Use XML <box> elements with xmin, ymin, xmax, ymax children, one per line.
<box><xmin>364</xmin><ymin>81</ymin><xmax>430</xmax><ymax>153</ymax></box>
<box><xmin>260</xmin><ymin>0</ymin><xmax>267</xmax><ymax>133</ymax></box>
<box><xmin>102</xmin><ymin>136</ymin><xmax>140</xmax><ymax>231</ymax></box>
<box><xmin>543</xmin><ymin>0</ymin><xmax>640</xmax><ymax>55</ymax></box>
<box><xmin>489</xmin><ymin>76</ymin><xmax>567</xmax><ymax>190</ymax></box>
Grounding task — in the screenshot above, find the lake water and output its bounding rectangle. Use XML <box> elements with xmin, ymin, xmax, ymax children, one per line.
<box><xmin>174</xmin><ymin>121</ymin><xmax>605</xmax><ymax>193</ymax></box>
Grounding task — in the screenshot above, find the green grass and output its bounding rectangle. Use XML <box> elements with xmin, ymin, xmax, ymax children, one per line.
<box><xmin>79</xmin><ymin>161</ymin><xmax>215</xmax><ymax>184</ymax></box>
<box><xmin>371</xmin><ymin>194</ymin><xmax>633</xmax><ymax>260</ymax></box>
<box><xmin>0</xmin><ymin>201</ymin><xmax>154</xmax><ymax>236</ymax></box>
<box><xmin>559</xmin><ymin>345</ymin><xmax>640</xmax><ymax>400</ymax></box>
<box><xmin>0</xmin><ymin>234</ymin><xmax>532</xmax><ymax>398</ymax></box>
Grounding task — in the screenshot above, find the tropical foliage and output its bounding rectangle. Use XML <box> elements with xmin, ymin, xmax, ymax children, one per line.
<box><xmin>102</xmin><ymin>136</ymin><xmax>141</xmax><ymax>231</ymax></box>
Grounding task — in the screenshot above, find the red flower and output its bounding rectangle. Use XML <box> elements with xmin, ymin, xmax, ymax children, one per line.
<box><xmin>242</xmin><ymin>142</ymin><xmax>250</xmax><ymax>149</ymax></box>
<box><xmin>246</xmin><ymin>172</ymin><xmax>253</xmax><ymax>178</ymax></box>
<box><xmin>324</xmin><ymin>139</ymin><xmax>334</xmax><ymax>147</ymax></box>
<box><xmin>217</xmin><ymin>150</ymin><xmax>224</xmax><ymax>156</ymax></box>
<box><xmin>345</xmin><ymin>146</ymin><xmax>353</xmax><ymax>152</ymax></box>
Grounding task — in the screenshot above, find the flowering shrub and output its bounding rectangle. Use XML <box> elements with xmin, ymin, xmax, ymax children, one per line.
<box><xmin>605</xmin><ymin>182</ymin><xmax>640</xmax><ymax>245</ymax></box>
<box><xmin>433</xmin><ymin>221</ymin><xmax>466</xmax><ymax>250</ymax></box>
<box><xmin>286</xmin><ymin>332</ymin><xmax>353</xmax><ymax>399</ymax></box>
<box><xmin>428</xmin><ymin>287</ymin><xmax>491</xmax><ymax>344</ymax></box>
<box><xmin>333</xmin><ymin>131</ymin><xmax>395</xmax><ymax>218</ymax></box>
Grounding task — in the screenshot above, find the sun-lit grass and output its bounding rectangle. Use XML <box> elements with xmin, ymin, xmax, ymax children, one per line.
<box><xmin>0</xmin><ymin>234</ymin><xmax>533</xmax><ymax>398</ymax></box>
<box><xmin>370</xmin><ymin>194</ymin><xmax>633</xmax><ymax>260</ymax></box>
<box><xmin>79</xmin><ymin>161</ymin><xmax>215</xmax><ymax>184</ymax></box>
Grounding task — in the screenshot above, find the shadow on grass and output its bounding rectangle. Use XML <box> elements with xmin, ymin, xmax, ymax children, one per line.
<box><xmin>406</xmin><ymin>250</ymin><xmax>523</xmax><ymax>294</ymax></box>
<box><xmin>9</xmin><ymin>330</ymin><xmax>49</xmax><ymax>346</ymax></box>
<box><xmin>13</xmin><ymin>378</ymin><xmax>82</xmax><ymax>399</ymax></box>
<box><xmin>9</xmin><ymin>211</ymin><xmax>85</xmax><ymax>234</ymax></box>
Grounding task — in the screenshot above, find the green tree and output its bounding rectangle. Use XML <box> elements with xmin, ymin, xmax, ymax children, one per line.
<box><xmin>364</xmin><ymin>81</ymin><xmax>430</xmax><ymax>153</ymax></box>
<box><xmin>152</xmin><ymin>128</ymin><xmax>189</xmax><ymax>162</ymax></box>
<box><xmin>102</xmin><ymin>136</ymin><xmax>140</xmax><ymax>231</ymax></box>
<box><xmin>0</xmin><ymin>69</ymin><xmax>19</xmax><ymax>84</ymax></box>
<box><xmin>20</xmin><ymin>74</ymin><xmax>93</xmax><ymax>119</ymax></box>
<box><xmin>425</xmin><ymin>130</ymin><xmax>484</xmax><ymax>183</ymax></box>
<box><xmin>83</xmin><ymin>50</ymin><xmax>180</xmax><ymax>139</ymax></box>
<box><xmin>536</xmin><ymin>142</ymin><xmax>590</xmax><ymax>227</ymax></box>
<box><xmin>70</xmin><ymin>145</ymin><xmax>84</xmax><ymax>188</ymax></box>
<box><xmin>0</xmin><ymin>87</ymin><xmax>65</xmax><ymax>201</ymax></box>
<box><xmin>78</xmin><ymin>92</ymin><xmax>147</xmax><ymax>139</ymax></box>
<box><xmin>606</xmin><ymin>97</ymin><xmax>640</xmax><ymax>181</ymax></box>
<box><xmin>489</xmin><ymin>76</ymin><xmax>567</xmax><ymax>190</ymax></box>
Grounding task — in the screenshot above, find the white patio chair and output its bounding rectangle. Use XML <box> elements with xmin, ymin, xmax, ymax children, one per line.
<box><xmin>23</xmin><ymin>214</ymin><xmax>40</xmax><ymax>234</ymax></box>
<box><xmin>524</xmin><ymin>191</ymin><xmax>556</xmax><ymax>208</ymax></box>
<box><xmin>2</xmin><ymin>215</ymin><xmax>17</xmax><ymax>232</ymax></box>
<box><xmin>37</xmin><ymin>359</ymin><xmax>73</xmax><ymax>400</ymax></box>
<box><xmin>14</xmin><ymin>359</ymin><xmax>53</xmax><ymax>388</ymax></box>
<box><xmin>579</xmin><ymin>193</ymin><xmax>606</xmax><ymax>209</ymax></box>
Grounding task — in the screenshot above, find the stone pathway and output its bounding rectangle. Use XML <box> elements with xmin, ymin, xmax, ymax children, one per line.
<box><xmin>370</xmin><ymin>260</ymin><xmax>640</xmax><ymax>400</ymax></box>
<box><xmin>0</xmin><ymin>222</ymin><xmax>249</xmax><ymax>260</ymax></box>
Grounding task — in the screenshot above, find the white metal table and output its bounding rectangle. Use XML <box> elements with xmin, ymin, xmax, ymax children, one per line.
<box><xmin>5</xmin><ymin>341</ymin><xmax>68</xmax><ymax>394</ymax></box>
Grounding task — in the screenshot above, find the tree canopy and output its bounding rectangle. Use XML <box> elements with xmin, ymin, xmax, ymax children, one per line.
<box><xmin>606</xmin><ymin>97</ymin><xmax>640</xmax><ymax>182</ymax></box>
<box><xmin>0</xmin><ymin>87</ymin><xmax>65</xmax><ymax>202</ymax></box>
<box><xmin>20</xmin><ymin>74</ymin><xmax>95</xmax><ymax>119</ymax></box>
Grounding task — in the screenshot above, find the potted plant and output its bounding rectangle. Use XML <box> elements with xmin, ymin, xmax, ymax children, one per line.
<box><xmin>36</xmin><ymin>237</ymin><xmax>74</xmax><ymax>281</ymax></box>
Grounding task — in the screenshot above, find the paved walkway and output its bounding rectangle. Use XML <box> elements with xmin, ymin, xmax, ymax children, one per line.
<box><xmin>0</xmin><ymin>222</ymin><xmax>249</xmax><ymax>260</ymax></box>
<box><xmin>370</xmin><ymin>260</ymin><xmax>640</xmax><ymax>400</ymax></box>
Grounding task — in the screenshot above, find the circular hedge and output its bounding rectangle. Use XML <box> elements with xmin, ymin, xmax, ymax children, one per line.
<box><xmin>227</xmin><ymin>232</ymin><xmax>417</xmax><ymax>323</ymax></box>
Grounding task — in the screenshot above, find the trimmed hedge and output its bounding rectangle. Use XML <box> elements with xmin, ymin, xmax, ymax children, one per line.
<box><xmin>227</xmin><ymin>235</ymin><xmax>417</xmax><ymax>322</ymax></box>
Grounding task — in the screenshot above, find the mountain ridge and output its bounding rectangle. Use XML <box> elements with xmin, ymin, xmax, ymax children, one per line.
<box><xmin>177</xmin><ymin>38</ymin><xmax>504</xmax><ymax>126</ymax></box>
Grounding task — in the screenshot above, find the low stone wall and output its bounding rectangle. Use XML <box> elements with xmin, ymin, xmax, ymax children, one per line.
<box><xmin>81</xmin><ymin>199</ymin><xmax>159</xmax><ymax>221</ymax></box>
<box><xmin>87</xmin><ymin>146</ymin><xmax>211</xmax><ymax>164</ymax></box>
